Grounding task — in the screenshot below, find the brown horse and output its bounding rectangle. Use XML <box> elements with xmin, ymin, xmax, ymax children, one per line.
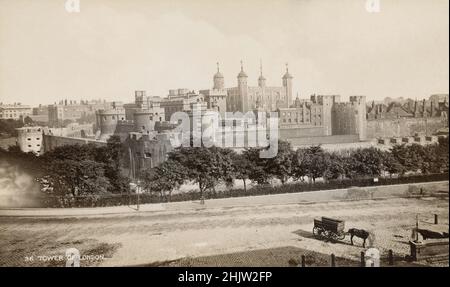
<box><xmin>348</xmin><ymin>228</ymin><xmax>373</xmax><ymax>248</ymax></box>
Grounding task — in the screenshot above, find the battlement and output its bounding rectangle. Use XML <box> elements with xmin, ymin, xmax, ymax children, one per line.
<box><xmin>349</xmin><ymin>95</ymin><xmax>366</xmax><ymax>104</ymax></box>
<box><xmin>96</xmin><ymin>108</ymin><xmax>125</xmax><ymax>116</ymax></box>
<box><xmin>310</xmin><ymin>95</ymin><xmax>340</xmax><ymax>105</ymax></box>
<box><xmin>333</xmin><ymin>102</ymin><xmax>358</xmax><ymax>109</ymax></box>
<box><xmin>117</xmin><ymin>120</ymin><xmax>134</xmax><ymax>125</ymax></box>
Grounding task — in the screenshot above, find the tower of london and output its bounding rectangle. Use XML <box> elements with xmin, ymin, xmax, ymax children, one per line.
<box><xmin>225</xmin><ymin>61</ymin><xmax>293</xmax><ymax>113</ymax></box>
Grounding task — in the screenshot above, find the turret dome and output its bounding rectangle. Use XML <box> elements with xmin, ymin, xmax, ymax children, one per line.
<box><xmin>214</xmin><ymin>71</ymin><xmax>224</xmax><ymax>79</ymax></box>
<box><xmin>237</xmin><ymin>60</ymin><xmax>248</xmax><ymax>78</ymax></box>
<box><xmin>238</xmin><ymin>70</ymin><xmax>248</xmax><ymax>78</ymax></box>
<box><xmin>282</xmin><ymin>63</ymin><xmax>293</xmax><ymax>79</ymax></box>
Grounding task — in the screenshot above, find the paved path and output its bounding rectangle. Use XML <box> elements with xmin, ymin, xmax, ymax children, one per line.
<box><xmin>0</xmin><ymin>195</ymin><xmax>448</xmax><ymax>266</ymax></box>
<box><xmin>0</xmin><ymin>181</ymin><xmax>448</xmax><ymax>217</ymax></box>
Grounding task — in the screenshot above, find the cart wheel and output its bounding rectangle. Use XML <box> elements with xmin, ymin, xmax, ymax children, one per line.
<box><xmin>312</xmin><ymin>227</ymin><xmax>322</xmax><ymax>238</ymax></box>
<box><xmin>327</xmin><ymin>232</ymin><xmax>336</xmax><ymax>241</ymax></box>
<box><xmin>336</xmin><ymin>232</ymin><xmax>346</xmax><ymax>241</ymax></box>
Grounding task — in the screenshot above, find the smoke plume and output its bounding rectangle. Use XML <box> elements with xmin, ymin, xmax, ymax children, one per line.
<box><xmin>0</xmin><ymin>160</ymin><xmax>44</xmax><ymax>208</ymax></box>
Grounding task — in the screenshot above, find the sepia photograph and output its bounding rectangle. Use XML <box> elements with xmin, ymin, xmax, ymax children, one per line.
<box><xmin>0</xmin><ymin>0</ymin><xmax>448</xmax><ymax>275</ymax></box>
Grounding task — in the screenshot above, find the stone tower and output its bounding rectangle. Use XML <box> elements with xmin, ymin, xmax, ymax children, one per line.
<box><xmin>282</xmin><ymin>63</ymin><xmax>293</xmax><ymax>108</ymax></box>
<box><xmin>313</xmin><ymin>95</ymin><xmax>340</xmax><ymax>136</ymax></box>
<box><xmin>213</xmin><ymin>62</ymin><xmax>224</xmax><ymax>90</ymax></box>
<box><xmin>258</xmin><ymin>60</ymin><xmax>266</xmax><ymax>88</ymax></box>
<box><xmin>349</xmin><ymin>95</ymin><xmax>367</xmax><ymax>141</ymax></box>
<box><xmin>237</xmin><ymin>60</ymin><xmax>248</xmax><ymax>112</ymax></box>
<box><xmin>135</xmin><ymin>90</ymin><xmax>147</xmax><ymax>109</ymax></box>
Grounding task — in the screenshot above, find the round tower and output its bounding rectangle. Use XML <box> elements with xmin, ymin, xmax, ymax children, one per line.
<box><xmin>134</xmin><ymin>110</ymin><xmax>157</xmax><ymax>134</ymax></box>
<box><xmin>213</xmin><ymin>62</ymin><xmax>224</xmax><ymax>90</ymax></box>
<box><xmin>96</xmin><ymin>109</ymin><xmax>125</xmax><ymax>140</ymax></box>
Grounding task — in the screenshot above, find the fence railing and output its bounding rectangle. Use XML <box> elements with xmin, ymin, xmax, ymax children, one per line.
<box><xmin>39</xmin><ymin>172</ymin><xmax>449</xmax><ymax>208</ymax></box>
<box><xmin>293</xmin><ymin>249</ymin><xmax>419</xmax><ymax>267</ymax></box>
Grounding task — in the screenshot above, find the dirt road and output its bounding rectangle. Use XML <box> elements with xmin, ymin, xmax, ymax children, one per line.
<box><xmin>0</xmin><ymin>195</ymin><xmax>448</xmax><ymax>267</ymax></box>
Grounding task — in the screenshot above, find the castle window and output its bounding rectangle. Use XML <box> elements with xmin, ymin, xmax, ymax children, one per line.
<box><xmin>144</xmin><ymin>152</ymin><xmax>152</xmax><ymax>158</ymax></box>
<box><xmin>27</xmin><ymin>138</ymin><xmax>31</xmax><ymax>141</ymax></box>
<box><xmin>36</xmin><ymin>138</ymin><xmax>40</xmax><ymax>140</ymax></box>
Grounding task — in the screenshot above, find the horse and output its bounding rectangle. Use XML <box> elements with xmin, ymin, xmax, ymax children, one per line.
<box><xmin>348</xmin><ymin>228</ymin><xmax>374</xmax><ymax>248</ymax></box>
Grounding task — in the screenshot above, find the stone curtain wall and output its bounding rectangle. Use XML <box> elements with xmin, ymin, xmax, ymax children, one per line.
<box><xmin>279</xmin><ymin>126</ymin><xmax>326</xmax><ymax>138</ymax></box>
<box><xmin>367</xmin><ymin>117</ymin><xmax>448</xmax><ymax>139</ymax></box>
<box><xmin>43</xmin><ymin>134</ymin><xmax>107</xmax><ymax>153</ymax></box>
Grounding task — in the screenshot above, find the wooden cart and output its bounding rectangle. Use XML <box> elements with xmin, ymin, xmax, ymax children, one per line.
<box><xmin>313</xmin><ymin>217</ymin><xmax>346</xmax><ymax>241</ymax></box>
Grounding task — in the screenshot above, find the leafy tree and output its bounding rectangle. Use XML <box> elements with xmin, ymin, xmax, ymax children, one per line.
<box><xmin>381</xmin><ymin>150</ymin><xmax>404</xmax><ymax>176</ymax></box>
<box><xmin>347</xmin><ymin>147</ymin><xmax>384</xmax><ymax>178</ymax></box>
<box><xmin>96</xmin><ymin>136</ymin><xmax>129</xmax><ymax>193</ymax></box>
<box><xmin>24</xmin><ymin>116</ymin><xmax>33</xmax><ymax>125</ymax></box>
<box><xmin>231</xmin><ymin>151</ymin><xmax>253</xmax><ymax>192</ymax></box>
<box><xmin>421</xmin><ymin>142</ymin><xmax>448</xmax><ymax>174</ymax></box>
<box><xmin>302</xmin><ymin>146</ymin><xmax>328</xmax><ymax>183</ymax></box>
<box><xmin>242</xmin><ymin>147</ymin><xmax>270</xmax><ymax>185</ymax></box>
<box><xmin>168</xmin><ymin>146</ymin><xmax>233</xmax><ymax>200</ymax></box>
<box><xmin>323</xmin><ymin>152</ymin><xmax>346</xmax><ymax>180</ymax></box>
<box><xmin>42</xmin><ymin>138</ymin><xmax>129</xmax><ymax>194</ymax></box>
<box><xmin>435</xmin><ymin>137</ymin><xmax>449</xmax><ymax>172</ymax></box>
<box><xmin>291</xmin><ymin>148</ymin><xmax>307</xmax><ymax>181</ymax></box>
<box><xmin>264</xmin><ymin>140</ymin><xmax>293</xmax><ymax>184</ymax></box>
<box><xmin>140</xmin><ymin>160</ymin><xmax>187</xmax><ymax>202</ymax></box>
<box><xmin>43</xmin><ymin>159</ymin><xmax>111</xmax><ymax>198</ymax></box>
<box><xmin>0</xmin><ymin>119</ymin><xmax>25</xmax><ymax>137</ymax></box>
<box><xmin>43</xmin><ymin>144</ymin><xmax>96</xmax><ymax>162</ymax></box>
<box><xmin>390</xmin><ymin>144</ymin><xmax>423</xmax><ymax>174</ymax></box>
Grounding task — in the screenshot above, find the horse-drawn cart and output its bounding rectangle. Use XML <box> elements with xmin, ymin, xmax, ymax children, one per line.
<box><xmin>313</xmin><ymin>217</ymin><xmax>346</xmax><ymax>241</ymax></box>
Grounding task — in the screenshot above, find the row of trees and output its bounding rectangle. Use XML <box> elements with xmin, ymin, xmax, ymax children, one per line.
<box><xmin>140</xmin><ymin>137</ymin><xmax>449</xmax><ymax>201</ymax></box>
<box><xmin>39</xmin><ymin>136</ymin><xmax>129</xmax><ymax>198</ymax></box>
<box><xmin>0</xmin><ymin>136</ymin><xmax>130</xmax><ymax>200</ymax></box>
<box><xmin>1</xmin><ymin>135</ymin><xmax>447</xmax><ymax>204</ymax></box>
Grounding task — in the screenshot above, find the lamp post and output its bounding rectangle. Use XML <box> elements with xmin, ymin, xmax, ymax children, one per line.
<box><xmin>128</xmin><ymin>181</ymin><xmax>140</xmax><ymax>211</ymax></box>
<box><xmin>136</xmin><ymin>179</ymin><xmax>141</xmax><ymax>211</ymax></box>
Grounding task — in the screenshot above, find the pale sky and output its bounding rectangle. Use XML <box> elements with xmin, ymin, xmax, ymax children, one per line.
<box><xmin>0</xmin><ymin>0</ymin><xmax>448</xmax><ymax>106</ymax></box>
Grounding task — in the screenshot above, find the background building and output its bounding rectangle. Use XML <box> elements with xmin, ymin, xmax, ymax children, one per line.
<box><xmin>0</xmin><ymin>103</ymin><xmax>32</xmax><ymax>120</ymax></box>
<box><xmin>226</xmin><ymin>62</ymin><xmax>292</xmax><ymax>113</ymax></box>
